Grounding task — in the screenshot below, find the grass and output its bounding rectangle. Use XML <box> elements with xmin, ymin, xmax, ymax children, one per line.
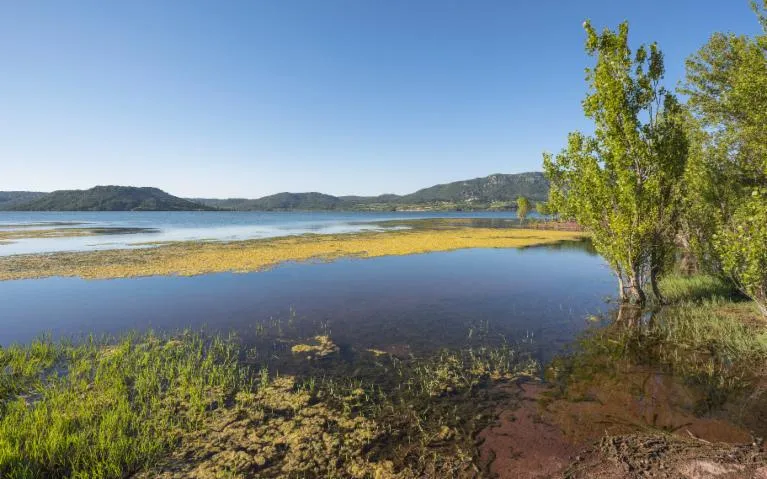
<box><xmin>649</xmin><ymin>274</ymin><xmax>767</xmax><ymax>384</ymax></box>
<box><xmin>547</xmin><ymin>273</ymin><xmax>767</xmax><ymax>432</ymax></box>
<box><xmin>0</xmin><ymin>332</ymin><xmax>244</xmax><ymax>479</ymax></box>
<box><xmin>651</xmin><ymin>299</ymin><xmax>767</xmax><ymax>363</ymax></box>
<box><xmin>0</xmin><ymin>330</ymin><xmax>537</xmax><ymax>478</ymax></box>
<box><xmin>0</xmin><ymin>227</ymin><xmax>585</xmax><ymax>281</ymax></box>
<box><xmin>656</xmin><ymin>273</ymin><xmax>742</xmax><ymax>303</ymax></box>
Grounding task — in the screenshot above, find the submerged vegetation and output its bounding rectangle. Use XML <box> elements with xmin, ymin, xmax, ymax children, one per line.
<box><xmin>0</xmin><ymin>330</ymin><xmax>536</xmax><ymax>478</ymax></box>
<box><xmin>0</xmin><ymin>227</ymin><xmax>157</xmax><ymax>242</ymax></box>
<box><xmin>0</xmin><ymin>226</ymin><xmax>584</xmax><ymax>281</ymax></box>
<box><xmin>527</xmin><ymin>274</ymin><xmax>767</xmax><ymax>476</ymax></box>
<box><xmin>0</xmin><ymin>332</ymin><xmax>242</xmax><ymax>478</ymax></box>
<box><xmin>546</xmin><ymin>274</ymin><xmax>767</xmax><ymax>440</ymax></box>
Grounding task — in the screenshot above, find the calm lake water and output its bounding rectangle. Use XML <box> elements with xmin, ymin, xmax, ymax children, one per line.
<box><xmin>0</xmin><ymin>242</ymin><xmax>614</xmax><ymax>361</ymax></box>
<box><xmin>0</xmin><ymin>211</ymin><xmax>533</xmax><ymax>256</ymax></box>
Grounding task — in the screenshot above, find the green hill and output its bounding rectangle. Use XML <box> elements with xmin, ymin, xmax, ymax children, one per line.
<box><xmin>11</xmin><ymin>186</ymin><xmax>215</xmax><ymax>211</ymax></box>
<box><xmin>398</xmin><ymin>172</ymin><xmax>548</xmax><ymax>204</ymax></box>
<box><xmin>186</xmin><ymin>198</ymin><xmax>251</xmax><ymax>210</ymax></box>
<box><xmin>8</xmin><ymin>172</ymin><xmax>549</xmax><ymax>212</ymax></box>
<box><xmin>0</xmin><ymin>191</ymin><xmax>48</xmax><ymax>210</ymax></box>
<box><xmin>243</xmin><ymin>192</ymin><xmax>342</xmax><ymax>210</ymax></box>
<box><xmin>191</xmin><ymin>193</ymin><xmax>342</xmax><ymax>211</ymax></box>
<box><xmin>193</xmin><ymin>172</ymin><xmax>549</xmax><ymax>211</ymax></box>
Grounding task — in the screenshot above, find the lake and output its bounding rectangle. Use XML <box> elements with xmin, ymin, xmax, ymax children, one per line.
<box><xmin>0</xmin><ymin>211</ymin><xmax>615</xmax><ymax>410</ymax></box>
<box><xmin>0</xmin><ymin>212</ymin><xmax>605</xmax><ymax>359</ymax></box>
<box><xmin>0</xmin><ymin>240</ymin><xmax>614</xmax><ymax>362</ymax></box>
<box><xmin>0</xmin><ymin>210</ymin><xmax>533</xmax><ymax>256</ymax></box>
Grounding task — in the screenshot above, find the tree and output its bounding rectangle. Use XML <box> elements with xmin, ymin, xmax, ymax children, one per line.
<box><xmin>516</xmin><ymin>196</ymin><xmax>530</xmax><ymax>222</ymax></box>
<box><xmin>680</xmin><ymin>1</ymin><xmax>767</xmax><ymax>315</ymax></box>
<box><xmin>535</xmin><ymin>201</ymin><xmax>552</xmax><ymax>220</ymax></box>
<box><xmin>543</xmin><ymin>21</ymin><xmax>688</xmax><ymax>306</ymax></box>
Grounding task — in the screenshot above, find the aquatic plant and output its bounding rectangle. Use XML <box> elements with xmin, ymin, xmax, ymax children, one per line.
<box><xmin>290</xmin><ymin>335</ymin><xmax>339</xmax><ymax>359</ymax></box>
<box><xmin>0</xmin><ymin>227</ymin><xmax>586</xmax><ymax>281</ymax></box>
<box><xmin>0</xmin><ymin>329</ymin><xmax>538</xmax><ymax>478</ymax></box>
<box><xmin>546</xmin><ymin>275</ymin><xmax>767</xmax><ymax>441</ymax></box>
<box><xmin>0</xmin><ymin>331</ymin><xmax>244</xmax><ymax>478</ymax></box>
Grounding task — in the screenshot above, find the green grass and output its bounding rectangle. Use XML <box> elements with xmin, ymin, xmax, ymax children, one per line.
<box><xmin>651</xmin><ymin>298</ymin><xmax>767</xmax><ymax>363</ymax></box>
<box><xmin>656</xmin><ymin>273</ymin><xmax>740</xmax><ymax>303</ymax></box>
<box><xmin>0</xmin><ymin>331</ymin><xmax>536</xmax><ymax>478</ymax></box>
<box><xmin>650</xmin><ymin>274</ymin><xmax>767</xmax><ymax>384</ymax></box>
<box><xmin>548</xmin><ymin>274</ymin><xmax>767</xmax><ymax>417</ymax></box>
<box><xmin>0</xmin><ymin>332</ymin><xmax>244</xmax><ymax>479</ymax></box>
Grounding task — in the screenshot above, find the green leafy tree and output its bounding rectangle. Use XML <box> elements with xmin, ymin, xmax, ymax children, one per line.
<box><xmin>535</xmin><ymin>201</ymin><xmax>552</xmax><ymax>220</ymax></box>
<box><xmin>543</xmin><ymin>21</ymin><xmax>688</xmax><ymax>306</ymax></box>
<box><xmin>680</xmin><ymin>1</ymin><xmax>767</xmax><ymax>315</ymax></box>
<box><xmin>516</xmin><ymin>196</ymin><xmax>530</xmax><ymax>222</ymax></box>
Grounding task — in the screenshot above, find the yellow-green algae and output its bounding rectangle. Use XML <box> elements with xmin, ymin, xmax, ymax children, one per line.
<box><xmin>0</xmin><ymin>228</ymin><xmax>98</xmax><ymax>240</ymax></box>
<box><xmin>290</xmin><ymin>335</ymin><xmax>339</xmax><ymax>359</ymax></box>
<box><xmin>0</xmin><ymin>227</ymin><xmax>585</xmax><ymax>281</ymax></box>
<box><xmin>0</xmin><ymin>331</ymin><xmax>537</xmax><ymax>478</ymax></box>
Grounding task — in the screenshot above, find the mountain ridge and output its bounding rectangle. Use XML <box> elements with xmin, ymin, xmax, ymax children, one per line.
<box><xmin>0</xmin><ymin>191</ymin><xmax>48</xmax><ymax>210</ymax></box>
<box><xmin>2</xmin><ymin>172</ymin><xmax>549</xmax><ymax>211</ymax></box>
<box><xmin>192</xmin><ymin>172</ymin><xmax>549</xmax><ymax>211</ymax></box>
<box><xmin>7</xmin><ymin>186</ymin><xmax>215</xmax><ymax>211</ymax></box>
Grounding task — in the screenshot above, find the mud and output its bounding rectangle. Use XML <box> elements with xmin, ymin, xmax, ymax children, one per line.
<box><xmin>479</xmin><ymin>382</ymin><xmax>578</xmax><ymax>479</ymax></box>
<box><xmin>480</xmin><ymin>375</ymin><xmax>767</xmax><ymax>479</ymax></box>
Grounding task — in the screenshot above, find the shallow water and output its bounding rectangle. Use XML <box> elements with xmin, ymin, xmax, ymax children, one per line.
<box><xmin>0</xmin><ymin>243</ymin><xmax>612</xmax><ymax>361</ymax></box>
<box><xmin>0</xmin><ymin>211</ymin><xmax>531</xmax><ymax>256</ymax></box>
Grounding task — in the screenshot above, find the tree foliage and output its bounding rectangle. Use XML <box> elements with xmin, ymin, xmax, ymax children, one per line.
<box><xmin>680</xmin><ymin>1</ymin><xmax>767</xmax><ymax>314</ymax></box>
<box><xmin>516</xmin><ymin>196</ymin><xmax>530</xmax><ymax>221</ymax></box>
<box><xmin>535</xmin><ymin>201</ymin><xmax>552</xmax><ymax>219</ymax></box>
<box><xmin>543</xmin><ymin>21</ymin><xmax>688</xmax><ymax>305</ymax></box>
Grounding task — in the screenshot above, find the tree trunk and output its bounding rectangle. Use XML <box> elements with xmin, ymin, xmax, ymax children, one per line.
<box><xmin>650</xmin><ymin>267</ymin><xmax>665</xmax><ymax>305</ymax></box>
<box><xmin>629</xmin><ymin>270</ymin><xmax>646</xmax><ymax>307</ymax></box>
<box><xmin>616</xmin><ymin>304</ymin><xmax>642</xmax><ymax>327</ymax></box>
<box><xmin>756</xmin><ymin>290</ymin><xmax>767</xmax><ymax>318</ymax></box>
<box><xmin>676</xmin><ymin>231</ymin><xmax>699</xmax><ymax>276</ymax></box>
<box><xmin>617</xmin><ymin>274</ymin><xmax>628</xmax><ymax>303</ymax></box>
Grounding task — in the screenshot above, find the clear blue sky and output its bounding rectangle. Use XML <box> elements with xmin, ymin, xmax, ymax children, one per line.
<box><xmin>0</xmin><ymin>1</ymin><xmax>762</xmax><ymax>197</ymax></box>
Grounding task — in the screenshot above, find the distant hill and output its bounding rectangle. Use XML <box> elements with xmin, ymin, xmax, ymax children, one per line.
<box><xmin>0</xmin><ymin>191</ymin><xmax>48</xmax><ymax>210</ymax></box>
<box><xmin>7</xmin><ymin>172</ymin><xmax>549</xmax><ymax>212</ymax></box>
<box><xmin>243</xmin><ymin>192</ymin><xmax>343</xmax><ymax>210</ymax></box>
<box><xmin>191</xmin><ymin>193</ymin><xmax>343</xmax><ymax>211</ymax></box>
<box><xmin>192</xmin><ymin>172</ymin><xmax>549</xmax><ymax>211</ymax></box>
<box><xmin>187</xmin><ymin>198</ymin><xmax>251</xmax><ymax>210</ymax></box>
<box><xmin>10</xmin><ymin>186</ymin><xmax>215</xmax><ymax>211</ymax></box>
<box><xmin>398</xmin><ymin>172</ymin><xmax>548</xmax><ymax>204</ymax></box>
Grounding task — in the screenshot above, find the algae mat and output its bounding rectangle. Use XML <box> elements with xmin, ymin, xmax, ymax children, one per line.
<box><xmin>0</xmin><ymin>228</ymin><xmax>585</xmax><ymax>281</ymax></box>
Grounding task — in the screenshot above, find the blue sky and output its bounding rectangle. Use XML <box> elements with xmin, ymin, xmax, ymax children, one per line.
<box><xmin>0</xmin><ymin>1</ymin><xmax>762</xmax><ymax>197</ymax></box>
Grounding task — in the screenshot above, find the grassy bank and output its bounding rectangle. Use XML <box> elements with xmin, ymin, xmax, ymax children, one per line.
<box><xmin>0</xmin><ymin>331</ymin><xmax>536</xmax><ymax>478</ymax></box>
<box><xmin>544</xmin><ymin>273</ymin><xmax>767</xmax><ymax>444</ymax></box>
<box><xmin>0</xmin><ymin>227</ymin><xmax>585</xmax><ymax>281</ymax></box>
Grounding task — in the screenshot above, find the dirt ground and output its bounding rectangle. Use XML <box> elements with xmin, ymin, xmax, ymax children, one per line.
<box><xmin>479</xmin><ymin>381</ymin><xmax>767</xmax><ymax>479</ymax></box>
